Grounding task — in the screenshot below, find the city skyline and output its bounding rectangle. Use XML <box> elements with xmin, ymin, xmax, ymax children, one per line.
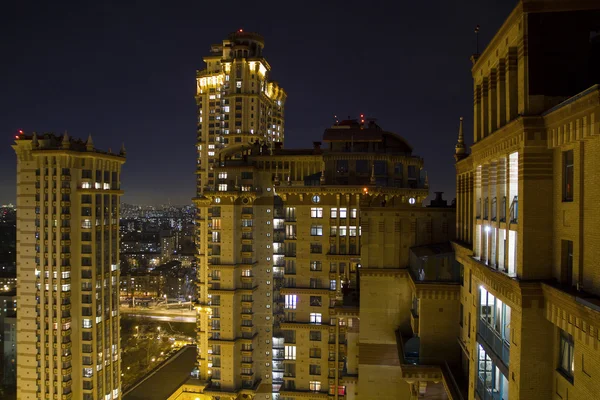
<box><xmin>0</xmin><ymin>0</ymin><xmax>516</xmax><ymax>205</ymax></box>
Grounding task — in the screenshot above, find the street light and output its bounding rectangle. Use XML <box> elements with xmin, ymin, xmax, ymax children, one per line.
<box><xmin>135</xmin><ymin>326</ymin><xmax>139</xmax><ymax>337</ymax></box>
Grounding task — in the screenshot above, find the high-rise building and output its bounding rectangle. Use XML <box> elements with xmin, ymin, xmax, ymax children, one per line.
<box><xmin>453</xmin><ymin>1</ymin><xmax>600</xmax><ymax>399</ymax></box>
<box><xmin>187</xmin><ymin>115</ymin><xmax>456</xmax><ymax>400</ymax></box>
<box><xmin>195</xmin><ymin>30</ymin><xmax>286</xmax><ymax>194</ymax></box>
<box><xmin>13</xmin><ymin>133</ymin><xmax>125</xmax><ymax>400</ymax></box>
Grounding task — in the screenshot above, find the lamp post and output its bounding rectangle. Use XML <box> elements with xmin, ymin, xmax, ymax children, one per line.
<box><xmin>164</xmin><ymin>294</ymin><xmax>167</xmax><ymax>309</ymax></box>
<box><xmin>189</xmin><ymin>295</ymin><xmax>192</xmax><ymax>311</ymax></box>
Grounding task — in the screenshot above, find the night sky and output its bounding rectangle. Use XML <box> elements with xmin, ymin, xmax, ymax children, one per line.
<box><xmin>0</xmin><ymin>0</ymin><xmax>516</xmax><ymax>206</ymax></box>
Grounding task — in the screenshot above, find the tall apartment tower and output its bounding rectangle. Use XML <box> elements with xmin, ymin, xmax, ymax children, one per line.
<box><xmin>195</xmin><ymin>30</ymin><xmax>286</xmax><ymax>193</ymax></box>
<box><xmin>13</xmin><ymin>133</ymin><xmax>125</xmax><ymax>400</ymax></box>
<box><xmin>453</xmin><ymin>1</ymin><xmax>600</xmax><ymax>399</ymax></box>
<box><xmin>193</xmin><ymin>31</ymin><xmax>286</xmax><ymax>397</ymax></box>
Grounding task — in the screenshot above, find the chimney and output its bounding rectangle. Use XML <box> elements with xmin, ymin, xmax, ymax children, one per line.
<box><xmin>313</xmin><ymin>141</ymin><xmax>321</xmax><ymax>150</ymax></box>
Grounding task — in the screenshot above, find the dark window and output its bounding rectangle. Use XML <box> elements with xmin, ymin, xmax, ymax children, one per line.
<box><xmin>563</xmin><ymin>150</ymin><xmax>574</xmax><ymax>202</ymax></box>
<box><xmin>561</xmin><ymin>240</ymin><xmax>574</xmax><ymax>287</ymax></box>
<box><xmin>310</xmin><ymin>296</ymin><xmax>322</xmax><ymax>307</ymax></box>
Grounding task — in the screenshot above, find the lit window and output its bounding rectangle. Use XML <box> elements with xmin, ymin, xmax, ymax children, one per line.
<box><xmin>209</xmin><ymin>144</ymin><xmax>215</xmax><ymax>149</ymax></box>
<box><xmin>218</xmin><ymin>172</ymin><xmax>227</xmax><ymax>179</ymax></box>
<box><xmin>559</xmin><ymin>330</ymin><xmax>575</xmax><ymax>379</ymax></box>
<box><xmin>81</xmin><ymin>182</ymin><xmax>91</xmax><ymax>189</ymax></box>
<box><xmin>330</xmin><ymin>226</ymin><xmax>338</xmax><ymax>236</ymax></box>
<box><xmin>310</xmin><ymin>313</ymin><xmax>322</xmax><ymax>324</ymax></box>
<box><xmin>224</xmin><ymin>106</ymin><xmax>230</xmax><ymax>112</ymax></box>
<box><xmin>208</xmin><ymin>151</ymin><xmax>215</xmax><ymax>156</ymax></box>
<box><xmin>350</xmin><ymin>208</ymin><xmax>358</xmax><ymax>218</ymax></box>
<box><xmin>310</xmin><ymin>381</ymin><xmax>321</xmax><ymax>392</ymax></box>
<box><xmin>285</xmin><ymin>345</ymin><xmax>296</xmax><ymax>360</ymax></box>
<box><xmin>339</xmin><ymin>226</ymin><xmax>347</xmax><ymax>236</ymax></box>
<box><xmin>236</xmin><ymin>81</ymin><xmax>242</xmax><ymax>89</ymax></box>
<box><xmin>310</xmin><ymin>261</ymin><xmax>322</xmax><ymax>271</ymax></box>
<box><xmin>330</xmin><ymin>280</ymin><xmax>337</xmax><ymax>290</ymax></box>
<box><xmin>209</xmin><ymin>95</ymin><xmax>216</xmax><ymax>100</ymax></box>
<box><xmin>330</xmin><ymin>208</ymin><xmax>338</xmax><ymax>218</ymax></box>
<box><xmin>310</xmin><ymin>225</ymin><xmax>323</xmax><ymax>236</ymax></box>
<box><xmin>339</xmin><ymin>208</ymin><xmax>347</xmax><ymax>218</ymax></box>
<box><xmin>83</xmin><ymin>319</ymin><xmax>92</xmax><ymax>329</ymax></box>
<box><xmin>349</xmin><ymin>226</ymin><xmax>357</xmax><ymax>237</ymax></box>
<box><xmin>214</xmin><ymin>197</ymin><xmax>221</xmax><ymax>203</ymax></box>
<box><xmin>310</xmin><ymin>207</ymin><xmax>323</xmax><ymax>218</ymax></box>
<box><xmin>218</xmin><ymin>184</ymin><xmax>227</xmax><ymax>192</ymax></box>
<box><xmin>284</xmin><ymin>295</ymin><xmax>297</xmax><ymax>309</ymax></box>
<box><xmin>312</xmin><ymin>195</ymin><xmax>320</xmax><ymax>204</ymax></box>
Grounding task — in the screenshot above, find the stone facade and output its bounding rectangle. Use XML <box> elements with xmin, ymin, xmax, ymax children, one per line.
<box><xmin>454</xmin><ymin>1</ymin><xmax>600</xmax><ymax>399</ymax></box>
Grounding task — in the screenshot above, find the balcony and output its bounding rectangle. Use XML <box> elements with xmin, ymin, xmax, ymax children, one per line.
<box><xmin>408</xmin><ymin>243</ymin><xmax>461</xmax><ymax>283</ymax></box>
<box><xmin>477</xmin><ymin>318</ymin><xmax>509</xmax><ymax>367</ymax></box>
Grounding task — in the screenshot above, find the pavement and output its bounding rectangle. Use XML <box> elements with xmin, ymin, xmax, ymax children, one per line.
<box><xmin>123</xmin><ymin>345</ymin><xmax>197</xmax><ymax>400</ymax></box>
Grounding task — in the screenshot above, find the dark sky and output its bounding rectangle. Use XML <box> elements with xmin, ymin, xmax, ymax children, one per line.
<box><xmin>0</xmin><ymin>0</ymin><xmax>516</xmax><ymax>206</ymax></box>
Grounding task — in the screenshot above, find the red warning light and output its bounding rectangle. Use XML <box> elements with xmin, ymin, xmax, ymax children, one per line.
<box><xmin>18</xmin><ymin>130</ymin><xmax>23</xmax><ymax>134</ymax></box>
<box><xmin>15</xmin><ymin>135</ymin><xmax>19</xmax><ymax>139</ymax></box>
<box><xmin>239</xmin><ymin>29</ymin><xmax>243</xmax><ymax>32</ymax></box>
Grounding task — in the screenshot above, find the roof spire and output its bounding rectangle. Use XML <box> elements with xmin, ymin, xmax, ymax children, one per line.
<box><xmin>120</xmin><ymin>143</ymin><xmax>126</xmax><ymax>156</ymax></box>
<box><xmin>62</xmin><ymin>131</ymin><xmax>70</xmax><ymax>149</ymax></box>
<box><xmin>32</xmin><ymin>133</ymin><xmax>39</xmax><ymax>149</ymax></box>
<box><xmin>454</xmin><ymin>117</ymin><xmax>467</xmax><ymax>162</ymax></box>
<box><xmin>86</xmin><ymin>134</ymin><xmax>94</xmax><ymax>151</ymax></box>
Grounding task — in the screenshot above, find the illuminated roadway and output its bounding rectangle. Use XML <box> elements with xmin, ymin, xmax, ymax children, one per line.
<box><xmin>120</xmin><ymin>307</ymin><xmax>196</xmax><ymax>323</ymax></box>
<box><xmin>123</xmin><ymin>345</ymin><xmax>197</xmax><ymax>400</ymax></box>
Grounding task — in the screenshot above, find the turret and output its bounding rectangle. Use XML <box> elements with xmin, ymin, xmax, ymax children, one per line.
<box><xmin>86</xmin><ymin>134</ymin><xmax>94</xmax><ymax>152</ymax></box>
<box><xmin>454</xmin><ymin>117</ymin><xmax>467</xmax><ymax>162</ymax></box>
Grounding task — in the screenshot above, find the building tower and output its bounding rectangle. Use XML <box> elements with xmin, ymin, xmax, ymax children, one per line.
<box><xmin>193</xmin><ymin>31</ymin><xmax>286</xmax><ymax>396</ymax></box>
<box><xmin>195</xmin><ymin>30</ymin><xmax>286</xmax><ymax>194</ymax></box>
<box><xmin>13</xmin><ymin>133</ymin><xmax>125</xmax><ymax>400</ymax></box>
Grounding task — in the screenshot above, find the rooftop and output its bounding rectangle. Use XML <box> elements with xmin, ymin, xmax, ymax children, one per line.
<box><xmin>13</xmin><ymin>131</ymin><xmax>126</xmax><ymax>158</ymax></box>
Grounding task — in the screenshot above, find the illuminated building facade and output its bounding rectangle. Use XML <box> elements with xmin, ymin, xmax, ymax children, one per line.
<box><xmin>187</xmin><ymin>116</ymin><xmax>456</xmax><ymax>400</ymax></box>
<box><xmin>195</xmin><ymin>30</ymin><xmax>286</xmax><ymax>194</ymax></box>
<box><xmin>13</xmin><ymin>133</ymin><xmax>125</xmax><ymax>400</ymax></box>
<box><xmin>454</xmin><ymin>1</ymin><xmax>600</xmax><ymax>399</ymax></box>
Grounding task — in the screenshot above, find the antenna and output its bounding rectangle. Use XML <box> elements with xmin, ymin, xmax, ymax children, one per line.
<box><xmin>475</xmin><ymin>25</ymin><xmax>481</xmax><ymax>54</ymax></box>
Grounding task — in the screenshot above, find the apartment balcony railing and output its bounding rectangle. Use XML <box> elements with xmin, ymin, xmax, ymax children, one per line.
<box><xmin>491</xmin><ymin>197</ymin><xmax>497</xmax><ymax>221</ymax></box>
<box><xmin>476</xmin><ymin>376</ymin><xmax>505</xmax><ymax>400</ymax></box>
<box><xmin>477</xmin><ymin>318</ymin><xmax>510</xmax><ymax>367</ymax></box>
<box><xmin>509</xmin><ymin>196</ymin><xmax>518</xmax><ymax>224</ymax></box>
<box><xmin>409</xmin><ymin>260</ymin><xmax>461</xmax><ymax>283</ymax></box>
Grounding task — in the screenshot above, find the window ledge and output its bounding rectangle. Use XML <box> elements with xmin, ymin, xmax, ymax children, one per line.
<box><xmin>556</xmin><ymin>368</ymin><xmax>574</xmax><ymax>385</ymax></box>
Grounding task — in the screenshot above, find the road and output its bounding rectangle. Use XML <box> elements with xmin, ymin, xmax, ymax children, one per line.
<box><xmin>124</xmin><ymin>345</ymin><xmax>197</xmax><ymax>400</ymax></box>
<box><xmin>120</xmin><ymin>307</ymin><xmax>196</xmax><ymax>323</ymax></box>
